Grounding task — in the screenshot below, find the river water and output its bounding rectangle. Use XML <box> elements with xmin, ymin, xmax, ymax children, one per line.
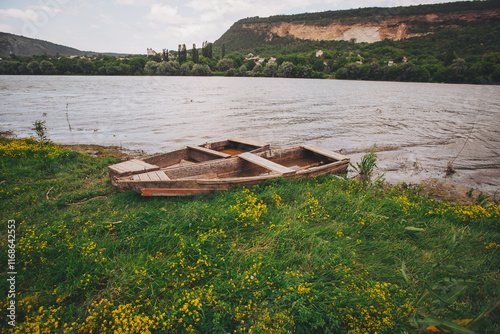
<box><xmin>1</xmin><ymin>75</ymin><xmax>499</xmax><ymax>194</ymax></box>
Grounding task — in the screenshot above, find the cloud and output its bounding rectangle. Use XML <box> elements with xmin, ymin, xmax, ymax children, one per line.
<box><xmin>148</xmin><ymin>4</ymin><xmax>184</xmax><ymax>24</ymax></box>
<box><xmin>0</xmin><ymin>23</ymin><xmax>16</xmax><ymax>33</ymax></box>
<box><xmin>0</xmin><ymin>8</ymin><xmax>39</xmax><ymax>21</ymax></box>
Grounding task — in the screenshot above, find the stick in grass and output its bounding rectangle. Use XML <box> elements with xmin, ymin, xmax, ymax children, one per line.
<box><xmin>66</xmin><ymin>101</ymin><xmax>72</xmax><ymax>132</ymax></box>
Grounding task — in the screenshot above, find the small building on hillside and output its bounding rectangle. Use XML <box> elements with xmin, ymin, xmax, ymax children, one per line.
<box><xmin>147</xmin><ymin>48</ymin><xmax>157</xmax><ymax>56</ymax></box>
<box><xmin>316</xmin><ymin>50</ymin><xmax>324</xmax><ymax>58</ymax></box>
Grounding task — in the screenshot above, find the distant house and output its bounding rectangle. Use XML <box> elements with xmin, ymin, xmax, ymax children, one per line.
<box><xmin>268</xmin><ymin>57</ymin><xmax>277</xmax><ymax>63</ymax></box>
<box><xmin>316</xmin><ymin>50</ymin><xmax>324</xmax><ymax>58</ymax></box>
<box><xmin>403</xmin><ymin>57</ymin><xmax>408</xmax><ymax>62</ymax></box>
<box><xmin>244</xmin><ymin>54</ymin><xmax>266</xmax><ymax>63</ymax></box>
<box><xmin>388</xmin><ymin>61</ymin><xmax>395</xmax><ymax>66</ymax></box>
<box><xmin>147</xmin><ymin>48</ymin><xmax>157</xmax><ymax>56</ymax></box>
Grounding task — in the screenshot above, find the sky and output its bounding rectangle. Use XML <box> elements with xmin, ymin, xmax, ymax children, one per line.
<box><xmin>0</xmin><ymin>0</ymin><xmax>458</xmax><ymax>54</ymax></box>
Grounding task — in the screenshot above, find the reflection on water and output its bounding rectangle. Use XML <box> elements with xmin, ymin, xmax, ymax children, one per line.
<box><xmin>1</xmin><ymin>75</ymin><xmax>499</xmax><ymax>193</ymax></box>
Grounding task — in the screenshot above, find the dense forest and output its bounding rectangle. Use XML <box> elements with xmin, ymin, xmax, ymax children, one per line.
<box><xmin>236</xmin><ymin>0</ymin><xmax>500</xmax><ymax>25</ymax></box>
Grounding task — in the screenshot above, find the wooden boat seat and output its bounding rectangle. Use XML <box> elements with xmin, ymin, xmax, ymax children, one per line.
<box><xmin>238</xmin><ymin>152</ymin><xmax>295</xmax><ymax>176</ymax></box>
<box><xmin>187</xmin><ymin>145</ymin><xmax>232</xmax><ymax>158</ymax></box>
<box><xmin>301</xmin><ymin>145</ymin><xmax>349</xmax><ymax>161</ymax></box>
<box><xmin>133</xmin><ymin>171</ymin><xmax>170</xmax><ymax>181</ymax></box>
<box><xmin>228</xmin><ymin>138</ymin><xmax>268</xmax><ymax>148</ymax></box>
<box><xmin>109</xmin><ymin>159</ymin><xmax>159</xmax><ymax>175</ymax></box>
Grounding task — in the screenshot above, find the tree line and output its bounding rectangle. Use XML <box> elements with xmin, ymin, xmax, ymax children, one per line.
<box><xmin>0</xmin><ymin>24</ymin><xmax>499</xmax><ymax>84</ymax></box>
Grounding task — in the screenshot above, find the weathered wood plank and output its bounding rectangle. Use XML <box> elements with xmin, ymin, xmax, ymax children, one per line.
<box><xmin>109</xmin><ymin>159</ymin><xmax>158</xmax><ymax>174</ymax></box>
<box><xmin>238</xmin><ymin>152</ymin><xmax>295</xmax><ymax>175</ymax></box>
<box><xmin>229</xmin><ymin>138</ymin><xmax>268</xmax><ymax>148</ymax></box>
<box><xmin>134</xmin><ymin>171</ymin><xmax>170</xmax><ymax>181</ymax></box>
<box><xmin>187</xmin><ymin>145</ymin><xmax>232</xmax><ymax>158</ymax></box>
<box><xmin>142</xmin><ymin>188</ymin><xmax>211</xmax><ymax>196</ymax></box>
<box><xmin>301</xmin><ymin>145</ymin><xmax>349</xmax><ymax>162</ymax></box>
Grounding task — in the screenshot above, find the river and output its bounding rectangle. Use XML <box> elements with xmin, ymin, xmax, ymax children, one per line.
<box><xmin>1</xmin><ymin>75</ymin><xmax>499</xmax><ymax>194</ymax></box>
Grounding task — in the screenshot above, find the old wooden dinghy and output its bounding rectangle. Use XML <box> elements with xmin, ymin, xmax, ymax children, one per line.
<box><xmin>111</xmin><ymin>144</ymin><xmax>350</xmax><ymax>196</ymax></box>
<box><xmin>108</xmin><ymin>138</ymin><xmax>269</xmax><ymax>185</ymax></box>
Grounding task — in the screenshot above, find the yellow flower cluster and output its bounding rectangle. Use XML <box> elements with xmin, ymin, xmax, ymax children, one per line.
<box><xmin>70</xmin><ymin>298</ymin><xmax>161</xmax><ymax>334</ymax></box>
<box><xmin>428</xmin><ymin>201</ymin><xmax>500</xmax><ymax>223</ymax></box>
<box><xmin>230</xmin><ymin>189</ymin><xmax>268</xmax><ymax>226</ymax></box>
<box><xmin>17</xmin><ymin>223</ymin><xmax>48</xmax><ymax>267</ymax></box>
<box><xmin>297</xmin><ymin>193</ymin><xmax>329</xmax><ymax>224</ymax></box>
<box><xmin>485</xmin><ymin>242</ymin><xmax>500</xmax><ymax>249</ymax></box>
<box><xmin>166</xmin><ymin>286</ymin><xmax>215</xmax><ymax>333</ymax></box>
<box><xmin>0</xmin><ymin>138</ymin><xmax>71</xmax><ymax>159</ymax></box>
<box><xmin>394</xmin><ymin>195</ymin><xmax>418</xmax><ymax>216</ymax></box>
<box><xmin>340</xmin><ymin>281</ymin><xmax>411</xmax><ymax>333</ymax></box>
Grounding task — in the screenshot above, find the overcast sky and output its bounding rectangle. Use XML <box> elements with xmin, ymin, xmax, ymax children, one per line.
<box><xmin>1</xmin><ymin>0</ymin><xmax>458</xmax><ymax>54</ymax></box>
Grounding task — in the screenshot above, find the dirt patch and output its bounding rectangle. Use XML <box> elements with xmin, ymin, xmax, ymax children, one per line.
<box><xmin>62</xmin><ymin>144</ymin><xmax>147</xmax><ymax>161</ymax></box>
<box><xmin>417</xmin><ymin>178</ymin><xmax>496</xmax><ymax>205</ymax></box>
<box><xmin>0</xmin><ymin>130</ymin><xmax>15</xmax><ymax>137</ymax></box>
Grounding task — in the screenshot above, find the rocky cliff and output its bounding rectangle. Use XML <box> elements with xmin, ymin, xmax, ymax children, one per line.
<box><xmin>215</xmin><ymin>1</ymin><xmax>500</xmax><ymax>50</ymax></box>
<box><xmin>264</xmin><ymin>9</ymin><xmax>499</xmax><ymax>43</ymax></box>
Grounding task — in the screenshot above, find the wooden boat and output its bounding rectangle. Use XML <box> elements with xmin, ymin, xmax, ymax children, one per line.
<box><xmin>108</xmin><ymin>138</ymin><xmax>269</xmax><ymax>185</ymax></box>
<box><xmin>112</xmin><ymin>144</ymin><xmax>350</xmax><ymax>196</ymax></box>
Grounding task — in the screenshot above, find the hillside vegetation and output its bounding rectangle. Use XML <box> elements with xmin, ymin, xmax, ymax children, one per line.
<box><xmin>1</xmin><ymin>0</ymin><xmax>499</xmax><ymax>84</ymax></box>
<box><xmin>0</xmin><ymin>134</ymin><xmax>499</xmax><ymax>333</ymax></box>
<box><xmin>0</xmin><ymin>33</ymin><xmax>86</xmax><ymax>57</ymax></box>
<box><xmin>215</xmin><ymin>0</ymin><xmax>500</xmax><ymax>50</ymax></box>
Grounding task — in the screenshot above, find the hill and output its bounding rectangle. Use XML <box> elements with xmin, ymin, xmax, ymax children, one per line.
<box><xmin>215</xmin><ymin>0</ymin><xmax>500</xmax><ymax>51</ymax></box>
<box><xmin>0</xmin><ymin>32</ymin><xmax>88</xmax><ymax>57</ymax></box>
<box><xmin>0</xmin><ymin>32</ymin><xmax>133</xmax><ymax>57</ymax></box>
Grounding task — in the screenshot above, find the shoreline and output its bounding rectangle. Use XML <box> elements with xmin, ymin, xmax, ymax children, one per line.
<box><xmin>2</xmin><ymin>134</ymin><xmax>497</xmax><ymax>204</ymax></box>
<box><xmin>47</xmin><ymin>139</ymin><xmax>500</xmax><ymax>204</ymax></box>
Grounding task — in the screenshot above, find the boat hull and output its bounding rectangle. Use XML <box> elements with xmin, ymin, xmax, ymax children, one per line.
<box><xmin>108</xmin><ymin>138</ymin><xmax>269</xmax><ymax>185</ymax></box>
<box><xmin>114</xmin><ymin>145</ymin><xmax>350</xmax><ymax>196</ymax></box>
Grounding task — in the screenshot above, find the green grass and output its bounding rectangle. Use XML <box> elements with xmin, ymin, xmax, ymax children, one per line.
<box><xmin>0</xmin><ymin>137</ymin><xmax>499</xmax><ymax>333</ymax></box>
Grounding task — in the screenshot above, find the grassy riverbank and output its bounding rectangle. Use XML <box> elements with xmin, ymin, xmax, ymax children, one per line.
<box><xmin>1</xmin><ymin>137</ymin><xmax>499</xmax><ymax>333</ymax></box>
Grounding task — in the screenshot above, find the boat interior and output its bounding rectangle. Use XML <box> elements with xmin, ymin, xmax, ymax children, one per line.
<box><xmin>135</xmin><ymin>146</ymin><xmax>340</xmax><ymax>181</ymax></box>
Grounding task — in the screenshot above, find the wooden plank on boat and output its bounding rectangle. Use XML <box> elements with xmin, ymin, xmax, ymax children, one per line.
<box><xmin>238</xmin><ymin>152</ymin><xmax>295</xmax><ymax>175</ymax></box>
<box><xmin>187</xmin><ymin>145</ymin><xmax>232</xmax><ymax>158</ymax></box>
<box><xmin>134</xmin><ymin>171</ymin><xmax>170</xmax><ymax>181</ymax></box>
<box><xmin>141</xmin><ymin>188</ymin><xmax>211</xmax><ymax>196</ymax></box>
<box><xmin>109</xmin><ymin>159</ymin><xmax>158</xmax><ymax>174</ymax></box>
<box><xmin>229</xmin><ymin>138</ymin><xmax>268</xmax><ymax>148</ymax></box>
<box><xmin>301</xmin><ymin>145</ymin><xmax>349</xmax><ymax>162</ymax></box>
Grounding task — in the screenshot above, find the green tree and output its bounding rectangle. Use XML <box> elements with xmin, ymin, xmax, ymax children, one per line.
<box><xmin>412</xmin><ymin>66</ymin><xmax>430</xmax><ymax>82</ymax></box>
<box><xmin>192</xmin><ymin>44</ymin><xmax>199</xmax><ymax>63</ymax></box>
<box><xmin>27</xmin><ymin>60</ymin><xmax>40</xmax><ymax>74</ymax></box>
<box><xmin>179</xmin><ymin>61</ymin><xmax>194</xmax><ymax>76</ymax></box>
<box><xmin>144</xmin><ymin>61</ymin><xmax>159</xmax><ymax>75</ymax></box>
<box><xmin>78</xmin><ymin>58</ymin><xmax>94</xmax><ymax>74</ymax></box>
<box><xmin>190</xmin><ymin>64</ymin><xmax>211</xmax><ymax>76</ymax></box>
<box><xmin>238</xmin><ymin>65</ymin><xmax>247</xmax><ymax>76</ymax></box>
<box><xmin>39</xmin><ymin>60</ymin><xmax>56</xmax><ymax>74</ymax></box>
<box><xmin>278</xmin><ymin>61</ymin><xmax>294</xmax><ymax>77</ymax></box>
<box><xmin>216</xmin><ymin>58</ymin><xmax>234</xmax><ymax>72</ymax></box>
<box><xmin>246</xmin><ymin>59</ymin><xmax>256</xmax><ymax>71</ymax></box>
<box><xmin>158</xmin><ymin>61</ymin><xmax>179</xmax><ymax>75</ymax></box>
<box><xmin>252</xmin><ymin>63</ymin><xmax>263</xmax><ymax>75</ymax></box>
<box><xmin>398</xmin><ymin>62</ymin><xmax>415</xmax><ymax>81</ymax></box>
<box><xmin>450</xmin><ymin>58</ymin><xmax>466</xmax><ymax>75</ymax></box>
<box><xmin>337</xmin><ymin>63</ymin><xmax>361</xmax><ymax>79</ymax></box>
<box><xmin>367</xmin><ymin>62</ymin><xmax>381</xmax><ymax>80</ymax></box>
<box><xmin>263</xmin><ymin>62</ymin><xmax>278</xmax><ymax>77</ymax></box>
<box><xmin>117</xmin><ymin>63</ymin><xmax>131</xmax><ymax>75</ymax></box>
<box><xmin>300</xmin><ymin>65</ymin><xmax>312</xmax><ymax>78</ymax></box>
